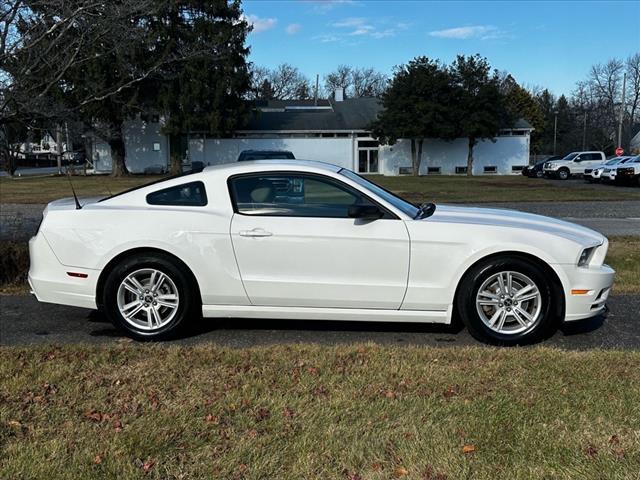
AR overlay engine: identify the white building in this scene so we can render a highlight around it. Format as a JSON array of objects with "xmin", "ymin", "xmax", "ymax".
[{"xmin": 90, "ymin": 96, "xmax": 533, "ymax": 175}]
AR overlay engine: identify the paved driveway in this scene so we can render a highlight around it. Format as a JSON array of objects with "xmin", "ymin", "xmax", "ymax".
[{"xmin": 1, "ymin": 294, "xmax": 638, "ymax": 349}]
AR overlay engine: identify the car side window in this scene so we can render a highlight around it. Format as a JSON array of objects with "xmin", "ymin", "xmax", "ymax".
[
  {"xmin": 229, "ymin": 173, "xmax": 380, "ymax": 218},
  {"xmin": 146, "ymin": 181, "xmax": 207, "ymax": 206}
]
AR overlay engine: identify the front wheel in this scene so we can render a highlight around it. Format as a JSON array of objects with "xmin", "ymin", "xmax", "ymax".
[
  {"xmin": 456, "ymin": 256, "xmax": 560, "ymax": 345},
  {"xmin": 557, "ymin": 168, "xmax": 570, "ymax": 180},
  {"xmin": 103, "ymin": 254, "xmax": 197, "ymax": 340}
]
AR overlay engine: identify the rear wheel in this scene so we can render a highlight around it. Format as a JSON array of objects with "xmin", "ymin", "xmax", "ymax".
[
  {"xmin": 557, "ymin": 168, "xmax": 570, "ymax": 180},
  {"xmin": 103, "ymin": 254, "xmax": 197, "ymax": 340},
  {"xmin": 456, "ymin": 256, "xmax": 560, "ymax": 345}
]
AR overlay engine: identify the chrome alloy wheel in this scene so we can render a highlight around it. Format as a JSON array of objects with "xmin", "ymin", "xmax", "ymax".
[
  {"xmin": 475, "ymin": 271, "xmax": 542, "ymax": 335},
  {"xmin": 116, "ymin": 268, "xmax": 179, "ymax": 331}
]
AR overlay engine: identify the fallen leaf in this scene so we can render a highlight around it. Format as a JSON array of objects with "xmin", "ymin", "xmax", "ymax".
[
  {"xmin": 205, "ymin": 414, "xmax": 219, "ymax": 423},
  {"xmin": 148, "ymin": 394, "xmax": 159, "ymax": 410},
  {"xmin": 142, "ymin": 459, "xmax": 155, "ymax": 473},
  {"xmin": 346, "ymin": 473, "xmax": 363, "ymax": 480},
  {"xmin": 585, "ymin": 445, "xmax": 598, "ymax": 458},
  {"xmin": 113, "ymin": 420, "xmax": 123, "ymax": 432},
  {"xmin": 443, "ymin": 385, "xmax": 459, "ymax": 399},
  {"xmin": 462, "ymin": 444, "xmax": 476, "ymax": 454},
  {"xmin": 384, "ymin": 390, "xmax": 396, "ymax": 399},
  {"xmin": 612, "ymin": 447, "xmax": 625, "ymax": 458},
  {"xmin": 84, "ymin": 410, "xmax": 103, "ymax": 423},
  {"xmin": 609, "ymin": 434, "xmax": 620, "ymax": 445},
  {"xmin": 7, "ymin": 420, "xmax": 22, "ymax": 429},
  {"xmin": 94, "ymin": 454, "xmax": 103, "ymax": 465},
  {"xmin": 394, "ymin": 466, "xmax": 409, "ymax": 477},
  {"xmin": 254, "ymin": 407, "xmax": 270, "ymax": 421},
  {"xmin": 283, "ymin": 406, "xmax": 295, "ymax": 419},
  {"xmin": 306, "ymin": 366, "xmax": 319, "ymax": 375}
]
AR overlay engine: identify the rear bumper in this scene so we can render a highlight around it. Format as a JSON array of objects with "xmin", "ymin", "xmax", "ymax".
[
  {"xmin": 28, "ymin": 234, "xmax": 98, "ymax": 310},
  {"xmin": 562, "ymin": 264, "xmax": 615, "ymax": 322}
]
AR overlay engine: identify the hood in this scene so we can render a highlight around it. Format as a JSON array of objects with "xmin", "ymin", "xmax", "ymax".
[{"xmin": 426, "ymin": 204, "xmax": 605, "ymax": 246}]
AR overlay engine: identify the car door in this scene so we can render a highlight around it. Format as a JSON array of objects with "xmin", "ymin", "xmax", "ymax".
[{"xmin": 228, "ymin": 171, "xmax": 410, "ymax": 309}]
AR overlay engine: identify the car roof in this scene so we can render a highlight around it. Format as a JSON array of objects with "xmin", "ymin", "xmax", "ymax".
[{"xmin": 202, "ymin": 159, "xmax": 342, "ymax": 174}]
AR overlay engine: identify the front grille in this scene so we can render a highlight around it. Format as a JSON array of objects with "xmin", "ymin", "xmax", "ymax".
[{"xmin": 585, "ymin": 169, "xmax": 593, "ymax": 174}]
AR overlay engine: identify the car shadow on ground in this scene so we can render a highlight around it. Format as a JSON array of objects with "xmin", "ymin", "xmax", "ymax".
[{"xmin": 84, "ymin": 308, "xmax": 608, "ymax": 343}]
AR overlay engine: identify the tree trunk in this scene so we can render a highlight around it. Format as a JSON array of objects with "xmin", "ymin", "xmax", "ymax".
[
  {"xmin": 466, "ymin": 136, "xmax": 476, "ymax": 176},
  {"xmin": 410, "ymin": 138, "xmax": 418, "ymax": 176},
  {"xmin": 109, "ymin": 122, "xmax": 128, "ymax": 177},
  {"xmin": 170, "ymin": 154, "xmax": 182, "ymax": 175},
  {"xmin": 417, "ymin": 138, "xmax": 424, "ymax": 174}
]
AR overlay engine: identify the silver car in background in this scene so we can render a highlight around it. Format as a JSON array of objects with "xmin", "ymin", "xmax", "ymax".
[
  {"xmin": 584, "ymin": 157, "xmax": 629, "ymax": 182},
  {"xmin": 601, "ymin": 157, "xmax": 633, "ymax": 182}
]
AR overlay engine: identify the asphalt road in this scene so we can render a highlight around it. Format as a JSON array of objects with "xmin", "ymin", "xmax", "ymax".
[{"xmin": 1, "ymin": 294, "xmax": 638, "ymax": 349}]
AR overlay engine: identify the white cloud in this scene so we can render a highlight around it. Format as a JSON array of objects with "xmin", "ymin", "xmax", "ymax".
[
  {"xmin": 307, "ymin": 0, "xmax": 356, "ymax": 14},
  {"xmin": 286, "ymin": 23, "xmax": 302, "ymax": 35},
  {"xmin": 332, "ymin": 17, "xmax": 366, "ymax": 28},
  {"xmin": 428, "ymin": 25, "xmax": 500, "ymax": 40},
  {"xmin": 244, "ymin": 14, "xmax": 277, "ymax": 33}
]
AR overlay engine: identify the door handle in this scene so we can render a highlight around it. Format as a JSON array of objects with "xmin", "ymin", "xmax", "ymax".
[{"xmin": 239, "ymin": 228, "xmax": 273, "ymax": 237}]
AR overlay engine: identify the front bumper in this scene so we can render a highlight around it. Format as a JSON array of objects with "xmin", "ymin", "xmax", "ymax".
[
  {"xmin": 28, "ymin": 234, "xmax": 98, "ymax": 310},
  {"xmin": 562, "ymin": 264, "xmax": 615, "ymax": 321}
]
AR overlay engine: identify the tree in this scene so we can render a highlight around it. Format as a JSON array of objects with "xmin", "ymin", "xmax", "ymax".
[
  {"xmin": 155, "ymin": 0, "xmax": 252, "ymax": 174},
  {"xmin": 450, "ymin": 54, "xmax": 507, "ymax": 176},
  {"xmin": 324, "ymin": 65, "xmax": 387, "ymax": 98},
  {"xmin": 3, "ymin": 0, "xmax": 252, "ymax": 176},
  {"xmin": 324, "ymin": 65, "xmax": 352, "ymax": 98},
  {"xmin": 370, "ymin": 57, "xmax": 458, "ymax": 176},
  {"xmin": 248, "ymin": 64, "xmax": 311, "ymax": 100},
  {"xmin": 500, "ymin": 74, "xmax": 544, "ymax": 153}
]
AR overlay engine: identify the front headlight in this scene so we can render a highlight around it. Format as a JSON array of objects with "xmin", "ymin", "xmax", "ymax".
[{"xmin": 578, "ymin": 247, "xmax": 596, "ymax": 267}]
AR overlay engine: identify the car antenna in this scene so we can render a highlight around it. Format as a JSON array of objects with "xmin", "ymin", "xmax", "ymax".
[{"xmin": 65, "ymin": 169, "xmax": 82, "ymax": 209}]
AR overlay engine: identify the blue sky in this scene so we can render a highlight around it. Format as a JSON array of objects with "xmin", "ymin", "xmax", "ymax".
[{"xmin": 243, "ymin": 0, "xmax": 640, "ymax": 96}]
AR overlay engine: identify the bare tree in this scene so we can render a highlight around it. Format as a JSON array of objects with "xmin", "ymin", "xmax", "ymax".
[
  {"xmin": 626, "ymin": 53, "xmax": 640, "ymax": 127},
  {"xmin": 248, "ymin": 64, "xmax": 311, "ymax": 100},
  {"xmin": 351, "ymin": 67, "xmax": 387, "ymax": 97},
  {"xmin": 324, "ymin": 65, "xmax": 352, "ymax": 97}
]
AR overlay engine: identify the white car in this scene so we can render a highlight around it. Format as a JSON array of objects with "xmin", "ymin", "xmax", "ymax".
[
  {"xmin": 601, "ymin": 157, "xmax": 633, "ymax": 182},
  {"xmin": 615, "ymin": 155, "xmax": 640, "ymax": 185},
  {"xmin": 544, "ymin": 151, "xmax": 606, "ymax": 180},
  {"xmin": 28, "ymin": 160, "xmax": 615, "ymax": 345},
  {"xmin": 584, "ymin": 157, "xmax": 630, "ymax": 182}
]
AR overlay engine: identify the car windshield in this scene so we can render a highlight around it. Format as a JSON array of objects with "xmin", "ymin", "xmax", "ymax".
[
  {"xmin": 339, "ymin": 169, "xmax": 419, "ymax": 218},
  {"xmin": 605, "ymin": 158, "xmax": 621, "ymax": 165},
  {"xmin": 562, "ymin": 153, "xmax": 578, "ymax": 160}
]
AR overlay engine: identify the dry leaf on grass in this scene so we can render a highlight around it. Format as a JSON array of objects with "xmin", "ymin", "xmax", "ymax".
[{"xmin": 462, "ymin": 444, "xmax": 476, "ymax": 454}]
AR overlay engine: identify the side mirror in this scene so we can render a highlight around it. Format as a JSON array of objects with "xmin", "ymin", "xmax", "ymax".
[{"xmin": 348, "ymin": 204, "xmax": 383, "ymax": 220}]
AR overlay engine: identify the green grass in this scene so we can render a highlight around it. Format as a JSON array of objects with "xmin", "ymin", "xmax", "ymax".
[
  {"xmin": 1, "ymin": 344, "xmax": 639, "ymax": 479},
  {"xmin": 368, "ymin": 175, "xmax": 640, "ymax": 203},
  {"xmin": 605, "ymin": 236, "xmax": 640, "ymax": 294},
  {"xmin": 1, "ymin": 173, "xmax": 639, "ymax": 204}
]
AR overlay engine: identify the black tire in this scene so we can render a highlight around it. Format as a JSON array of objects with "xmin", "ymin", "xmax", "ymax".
[
  {"xmin": 102, "ymin": 253, "xmax": 198, "ymax": 341},
  {"xmin": 557, "ymin": 168, "xmax": 570, "ymax": 180},
  {"xmin": 456, "ymin": 256, "xmax": 560, "ymax": 346},
  {"xmin": 535, "ymin": 170, "xmax": 544, "ymax": 178}
]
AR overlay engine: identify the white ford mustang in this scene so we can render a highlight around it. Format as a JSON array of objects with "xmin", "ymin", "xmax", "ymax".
[{"xmin": 29, "ymin": 160, "xmax": 615, "ymax": 345}]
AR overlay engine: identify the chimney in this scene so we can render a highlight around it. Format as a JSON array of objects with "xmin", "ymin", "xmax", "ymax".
[{"xmin": 334, "ymin": 87, "xmax": 344, "ymax": 102}]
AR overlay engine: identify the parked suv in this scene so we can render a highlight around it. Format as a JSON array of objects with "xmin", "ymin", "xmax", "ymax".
[
  {"xmin": 600, "ymin": 157, "xmax": 633, "ymax": 182},
  {"xmin": 543, "ymin": 151, "xmax": 606, "ymax": 180},
  {"xmin": 615, "ymin": 155, "xmax": 640, "ymax": 186},
  {"xmin": 237, "ymin": 150, "xmax": 295, "ymax": 161}
]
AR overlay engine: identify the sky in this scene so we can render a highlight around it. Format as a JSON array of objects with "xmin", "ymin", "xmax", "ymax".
[{"xmin": 243, "ymin": 0, "xmax": 640, "ymax": 96}]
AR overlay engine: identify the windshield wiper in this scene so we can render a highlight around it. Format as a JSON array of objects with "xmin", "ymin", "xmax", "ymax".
[{"xmin": 414, "ymin": 202, "xmax": 436, "ymax": 220}]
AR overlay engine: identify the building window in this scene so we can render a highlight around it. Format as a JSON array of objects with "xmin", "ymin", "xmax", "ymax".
[
  {"xmin": 511, "ymin": 165, "xmax": 525, "ymax": 172},
  {"xmin": 484, "ymin": 166, "xmax": 497, "ymax": 173},
  {"xmin": 511, "ymin": 130, "xmax": 526, "ymax": 136},
  {"xmin": 358, "ymin": 149, "xmax": 379, "ymax": 173},
  {"xmin": 427, "ymin": 166, "xmax": 441, "ymax": 174},
  {"xmin": 335, "ymin": 133, "xmax": 350, "ymax": 138},
  {"xmin": 398, "ymin": 167, "xmax": 412, "ymax": 175},
  {"xmin": 358, "ymin": 140, "xmax": 379, "ymax": 148},
  {"xmin": 455, "ymin": 166, "xmax": 468, "ymax": 174},
  {"xmin": 357, "ymin": 132, "xmax": 370, "ymax": 137}
]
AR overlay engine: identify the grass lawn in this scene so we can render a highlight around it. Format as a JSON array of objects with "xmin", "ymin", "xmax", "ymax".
[
  {"xmin": 1, "ymin": 173, "xmax": 639, "ymax": 204},
  {"xmin": 1, "ymin": 345, "xmax": 639, "ymax": 479}
]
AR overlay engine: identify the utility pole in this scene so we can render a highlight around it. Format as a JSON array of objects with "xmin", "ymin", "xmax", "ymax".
[
  {"xmin": 553, "ymin": 111, "xmax": 558, "ymax": 155},
  {"xmin": 582, "ymin": 111, "xmax": 587, "ymax": 150},
  {"xmin": 55, "ymin": 124, "xmax": 63, "ymax": 175},
  {"xmin": 617, "ymin": 72, "xmax": 627, "ymax": 149},
  {"xmin": 314, "ymin": 74, "xmax": 319, "ymax": 106}
]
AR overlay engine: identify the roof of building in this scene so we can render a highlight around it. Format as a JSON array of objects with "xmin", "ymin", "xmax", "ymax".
[{"xmin": 242, "ymin": 97, "xmax": 533, "ymax": 132}]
